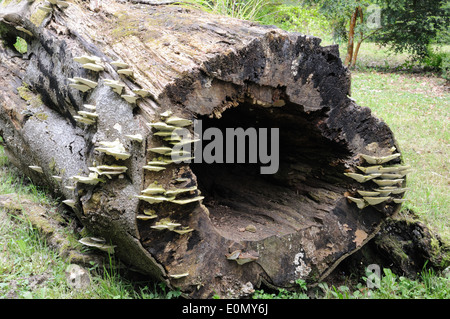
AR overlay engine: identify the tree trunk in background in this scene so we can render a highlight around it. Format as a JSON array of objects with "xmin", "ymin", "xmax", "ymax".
[
  {"xmin": 344, "ymin": 7, "xmax": 358, "ymax": 66},
  {"xmin": 0, "ymin": 0, "xmax": 445, "ymax": 298}
]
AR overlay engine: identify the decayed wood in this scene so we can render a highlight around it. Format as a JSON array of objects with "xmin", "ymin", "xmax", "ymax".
[{"xmin": 0, "ymin": 0, "xmax": 410, "ymax": 297}]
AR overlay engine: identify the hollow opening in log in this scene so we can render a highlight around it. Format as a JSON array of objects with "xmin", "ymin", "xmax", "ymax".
[{"xmin": 190, "ymin": 99, "xmax": 351, "ymax": 242}]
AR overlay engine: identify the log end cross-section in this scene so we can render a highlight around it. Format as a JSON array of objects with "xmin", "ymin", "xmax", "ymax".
[{"xmin": 0, "ymin": 1, "xmax": 408, "ymax": 297}]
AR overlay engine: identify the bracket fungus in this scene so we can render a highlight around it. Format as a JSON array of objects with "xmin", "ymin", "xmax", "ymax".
[
  {"xmin": 56, "ymin": 0, "xmax": 69, "ymax": 8},
  {"xmin": 111, "ymin": 60, "xmax": 129, "ymax": 69},
  {"xmin": 70, "ymin": 77, "xmax": 98, "ymax": 89},
  {"xmin": 136, "ymin": 195, "xmax": 174, "ymax": 204},
  {"xmin": 95, "ymin": 139, "xmax": 131, "ymax": 160},
  {"xmin": 147, "ymin": 122, "xmax": 178, "ymax": 131},
  {"xmin": 73, "ymin": 55, "xmax": 101, "ymax": 65},
  {"xmin": 117, "ymin": 69, "xmax": 134, "ymax": 76},
  {"xmin": 141, "ymin": 183, "xmax": 166, "ymax": 195},
  {"xmin": 69, "ymin": 83, "xmax": 91, "ymax": 93},
  {"xmin": 169, "ymin": 273, "xmax": 189, "ymax": 279},
  {"xmin": 28, "ymin": 165, "xmax": 43, "ymax": 173},
  {"xmin": 344, "ymin": 172, "xmax": 381, "ymax": 183},
  {"xmin": 88, "ymin": 165, "xmax": 128, "ymax": 179},
  {"xmin": 72, "ymin": 173, "xmax": 105, "ymax": 185},
  {"xmin": 164, "ymin": 116, "xmax": 193, "ymax": 127},
  {"xmin": 78, "ymin": 237, "xmax": 116, "ymax": 254},
  {"xmin": 103, "ymin": 79, "xmax": 125, "ymax": 94},
  {"xmin": 82, "ymin": 63, "xmax": 105, "ymax": 72},
  {"xmin": 360, "ymin": 153, "xmax": 401, "ymax": 165},
  {"xmin": 125, "ymin": 134, "xmax": 143, "ymax": 143},
  {"xmin": 121, "ymin": 94, "xmax": 139, "ymax": 104},
  {"xmin": 15, "ymin": 26, "xmax": 33, "ymax": 37},
  {"xmin": 132, "ymin": 89, "xmax": 151, "ymax": 97},
  {"xmin": 143, "ymin": 165, "xmax": 166, "ymax": 172},
  {"xmin": 38, "ymin": 5, "xmax": 53, "ymax": 13},
  {"xmin": 52, "ymin": 175, "xmax": 62, "ymax": 182},
  {"xmin": 62, "ymin": 199, "xmax": 76, "ymax": 208}
]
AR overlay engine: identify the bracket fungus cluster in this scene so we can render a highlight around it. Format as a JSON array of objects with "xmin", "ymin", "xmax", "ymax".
[{"xmin": 345, "ymin": 149, "xmax": 411, "ymax": 210}]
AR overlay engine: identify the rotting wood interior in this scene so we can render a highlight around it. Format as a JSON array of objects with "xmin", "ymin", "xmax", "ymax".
[{"xmin": 190, "ymin": 98, "xmax": 352, "ymax": 242}]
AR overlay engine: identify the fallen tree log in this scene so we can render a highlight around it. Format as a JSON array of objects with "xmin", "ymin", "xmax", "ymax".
[{"xmin": 0, "ymin": 0, "xmax": 417, "ymax": 298}]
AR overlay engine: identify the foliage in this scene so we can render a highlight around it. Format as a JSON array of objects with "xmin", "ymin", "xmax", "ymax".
[
  {"xmin": 373, "ymin": 0, "xmax": 449, "ymax": 60},
  {"xmin": 257, "ymin": 3, "xmax": 333, "ymax": 41},
  {"xmin": 185, "ymin": 0, "xmax": 272, "ymax": 21}
]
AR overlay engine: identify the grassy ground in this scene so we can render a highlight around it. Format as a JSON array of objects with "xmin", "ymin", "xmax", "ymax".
[{"xmin": 349, "ymin": 43, "xmax": 450, "ymax": 243}]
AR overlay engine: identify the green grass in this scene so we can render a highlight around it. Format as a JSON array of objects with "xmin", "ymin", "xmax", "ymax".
[{"xmin": 350, "ymin": 67, "xmax": 449, "ymax": 241}]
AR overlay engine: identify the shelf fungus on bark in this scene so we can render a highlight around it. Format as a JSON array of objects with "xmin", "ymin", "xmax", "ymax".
[
  {"xmin": 77, "ymin": 111, "xmax": 98, "ymax": 119},
  {"xmin": 360, "ymin": 153, "xmax": 401, "ymax": 165},
  {"xmin": 225, "ymin": 250, "xmax": 259, "ymax": 265},
  {"xmin": 344, "ymin": 172, "xmax": 381, "ymax": 183},
  {"xmin": 103, "ymin": 79, "xmax": 125, "ymax": 94},
  {"xmin": 141, "ymin": 183, "xmax": 166, "ymax": 195},
  {"xmin": 169, "ymin": 272, "xmax": 189, "ymax": 279},
  {"xmin": 62, "ymin": 199, "xmax": 76, "ymax": 208},
  {"xmin": 169, "ymin": 196, "xmax": 204, "ymax": 205},
  {"xmin": 78, "ymin": 237, "xmax": 116, "ymax": 254},
  {"xmin": 363, "ymin": 196, "xmax": 391, "ymax": 206},
  {"xmin": 69, "ymin": 83, "xmax": 92, "ymax": 93},
  {"xmin": 346, "ymin": 196, "xmax": 368, "ymax": 209},
  {"xmin": 132, "ymin": 89, "xmax": 151, "ymax": 98},
  {"xmin": 29, "ymin": 165, "xmax": 43, "ymax": 173},
  {"xmin": 95, "ymin": 139, "xmax": 131, "ymax": 160},
  {"xmin": 83, "ymin": 104, "xmax": 96, "ymax": 111},
  {"xmin": 111, "ymin": 60, "xmax": 129, "ymax": 69},
  {"xmin": 143, "ymin": 165, "xmax": 166, "ymax": 172},
  {"xmin": 148, "ymin": 146, "xmax": 173, "ymax": 155},
  {"xmin": 117, "ymin": 69, "xmax": 134, "ymax": 76},
  {"xmin": 73, "ymin": 55, "xmax": 101, "ymax": 65},
  {"xmin": 72, "ymin": 172, "xmax": 105, "ymax": 185},
  {"xmin": 393, "ymin": 198, "xmax": 407, "ymax": 204},
  {"xmin": 121, "ymin": 94, "xmax": 139, "ymax": 104},
  {"xmin": 356, "ymin": 190, "xmax": 380, "ymax": 197},
  {"xmin": 164, "ymin": 186, "xmax": 197, "ymax": 197},
  {"xmin": 74, "ymin": 115, "xmax": 96, "ymax": 125},
  {"xmin": 172, "ymin": 227, "xmax": 194, "ymax": 235},
  {"xmin": 136, "ymin": 214, "xmax": 158, "ymax": 220},
  {"xmin": 151, "ymin": 218, "xmax": 181, "ymax": 231},
  {"xmin": 15, "ymin": 26, "xmax": 33, "ymax": 37},
  {"xmin": 125, "ymin": 134, "xmax": 143, "ymax": 143},
  {"xmin": 372, "ymin": 179, "xmax": 404, "ymax": 187},
  {"xmin": 69, "ymin": 77, "xmax": 98, "ymax": 89},
  {"xmin": 88, "ymin": 165, "xmax": 128, "ymax": 179},
  {"xmin": 52, "ymin": 175, "xmax": 62, "ymax": 182},
  {"xmin": 136, "ymin": 194, "xmax": 174, "ymax": 204},
  {"xmin": 378, "ymin": 165, "xmax": 411, "ymax": 173},
  {"xmin": 164, "ymin": 116, "xmax": 193, "ymax": 127},
  {"xmin": 56, "ymin": 0, "xmax": 70, "ymax": 8},
  {"xmin": 147, "ymin": 122, "xmax": 178, "ymax": 131},
  {"xmin": 147, "ymin": 159, "xmax": 170, "ymax": 166},
  {"xmin": 356, "ymin": 165, "xmax": 382, "ymax": 174},
  {"xmin": 82, "ymin": 63, "xmax": 105, "ymax": 72},
  {"xmin": 38, "ymin": 4, "xmax": 53, "ymax": 13}
]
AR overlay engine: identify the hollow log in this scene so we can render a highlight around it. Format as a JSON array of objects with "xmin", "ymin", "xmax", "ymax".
[{"xmin": 0, "ymin": 1, "xmax": 409, "ymax": 298}]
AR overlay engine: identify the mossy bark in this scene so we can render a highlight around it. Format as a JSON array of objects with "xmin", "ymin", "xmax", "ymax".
[{"xmin": 0, "ymin": 0, "xmax": 439, "ymax": 298}]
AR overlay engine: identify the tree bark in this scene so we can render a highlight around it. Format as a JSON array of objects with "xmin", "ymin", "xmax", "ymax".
[
  {"xmin": 350, "ymin": 7, "xmax": 364, "ymax": 69},
  {"xmin": 344, "ymin": 7, "xmax": 359, "ymax": 67},
  {"xmin": 1, "ymin": 0, "xmax": 411, "ymax": 298}
]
